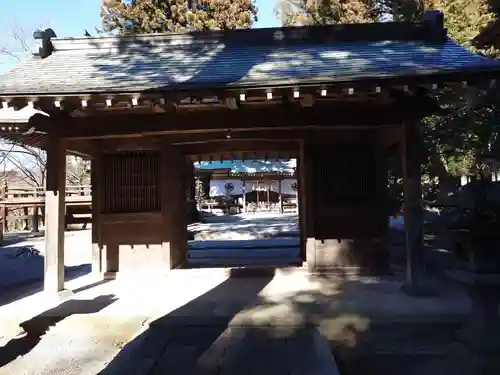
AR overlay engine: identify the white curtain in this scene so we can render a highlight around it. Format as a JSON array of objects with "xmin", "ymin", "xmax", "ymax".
[
  {"xmin": 209, "ymin": 180, "xmax": 244, "ymax": 197},
  {"xmin": 281, "ymin": 179, "xmax": 297, "ymax": 195},
  {"xmin": 210, "ymin": 178, "xmax": 297, "ymax": 196}
]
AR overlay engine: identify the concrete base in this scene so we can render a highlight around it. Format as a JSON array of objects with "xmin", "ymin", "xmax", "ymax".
[
  {"xmin": 103, "ymin": 271, "xmax": 118, "ymax": 280},
  {"xmin": 44, "ymin": 288, "xmax": 74, "ymax": 303}
]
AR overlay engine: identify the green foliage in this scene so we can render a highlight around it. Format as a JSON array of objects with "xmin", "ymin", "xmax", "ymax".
[
  {"xmin": 277, "ymin": 1, "xmax": 499, "ymax": 200},
  {"xmin": 423, "ymin": 85, "xmax": 500, "ymax": 179},
  {"xmin": 431, "ymin": 0, "xmax": 494, "ymax": 45},
  {"xmin": 391, "ymin": 1, "xmax": 500, "ymax": 191},
  {"xmin": 447, "ymin": 180, "xmax": 500, "ymax": 237},
  {"xmin": 276, "ymin": 0, "xmax": 382, "ymax": 26},
  {"xmin": 101, "ymin": 0, "xmax": 257, "ymax": 34}
]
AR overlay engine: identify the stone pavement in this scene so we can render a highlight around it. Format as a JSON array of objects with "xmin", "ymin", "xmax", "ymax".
[
  {"xmin": 0, "ymin": 267, "xmax": 474, "ymax": 375},
  {"xmin": 102, "ymin": 325, "xmax": 340, "ymax": 375}
]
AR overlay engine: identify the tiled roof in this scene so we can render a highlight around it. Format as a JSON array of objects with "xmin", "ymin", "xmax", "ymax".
[
  {"xmin": 195, "ymin": 160, "xmax": 296, "ymax": 173},
  {"xmin": 0, "ymin": 25, "xmax": 499, "ymax": 96}
]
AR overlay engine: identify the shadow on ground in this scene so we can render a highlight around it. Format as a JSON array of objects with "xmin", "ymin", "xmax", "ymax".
[
  {"xmin": 97, "ymin": 269, "xmax": 469, "ymax": 375},
  {"xmin": 0, "ymin": 244, "xmax": 91, "ymax": 308},
  {"xmin": 0, "ymin": 294, "xmax": 116, "ymax": 368}
]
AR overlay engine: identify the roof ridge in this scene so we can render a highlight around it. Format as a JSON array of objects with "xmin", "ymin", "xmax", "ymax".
[{"xmin": 48, "ymin": 20, "xmax": 447, "ymax": 53}]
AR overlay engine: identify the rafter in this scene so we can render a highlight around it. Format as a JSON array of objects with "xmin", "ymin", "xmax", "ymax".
[{"xmin": 23, "ymin": 100, "xmax": 435, "ymax": 141}]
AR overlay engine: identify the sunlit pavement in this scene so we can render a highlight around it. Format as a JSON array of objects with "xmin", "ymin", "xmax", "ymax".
[
  {"xmin": 188, "ymin": 212, "xmax": 299, "ymax": 240},
  {"xmin": 0, "ymin": 213, "xmax": 472, "ymax": 374},
  {"xmin": 0, "ymin": 266, "xmax": 472, "ymax": 374}
]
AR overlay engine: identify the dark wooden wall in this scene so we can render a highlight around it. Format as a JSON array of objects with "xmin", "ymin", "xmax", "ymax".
[
  {"xmin": 302, "ymin": 130, "xmax": 390, "ymax": 274},
  {"xmin": 96, "ymin": 147, "xmax": 188, "ymax": 273}
]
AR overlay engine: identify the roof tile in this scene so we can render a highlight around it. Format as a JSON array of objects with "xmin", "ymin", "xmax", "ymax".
[{"xmin": 0, "ymin": 28, "xmax": 499, "ymax": 96}]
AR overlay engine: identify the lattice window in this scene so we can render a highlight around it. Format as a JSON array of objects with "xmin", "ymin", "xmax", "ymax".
[
  {"xmin": 312, "ymin": 145, "xmax": 377, "ymax": 208},
  {"xmin": 102, "ymin": 152, "xmax": 161, "ymax": 214}
]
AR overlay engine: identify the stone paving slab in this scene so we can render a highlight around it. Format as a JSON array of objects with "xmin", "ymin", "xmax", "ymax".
[
  {"xmin": 102, "ymin": 326, "xmax": 339, "ymax": 375},
  {"xmin": 188, "ymin": 238, "xmax": 300, "ymax": 249},
  {"xmin": 0, "ymin": 267, "xmax": 474, "ymax": 375}
]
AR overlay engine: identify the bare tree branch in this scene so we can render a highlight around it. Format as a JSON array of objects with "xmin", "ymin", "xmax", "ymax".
[{"xmin": 0, "ymin": 21, "xmax": 91, "ymax": 190}]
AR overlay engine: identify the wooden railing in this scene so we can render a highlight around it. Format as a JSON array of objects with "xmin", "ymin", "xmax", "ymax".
[
  {"xmin": 1, "ymin": 185, "xmax": 92, "ymax": 205},
  {"xmin": 0, "ymin": 185, "xmax": 92, "ymax": 235}
]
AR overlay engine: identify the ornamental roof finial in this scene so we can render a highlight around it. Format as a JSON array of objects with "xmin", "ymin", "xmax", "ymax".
[{"xmin": 33, "ymin": 28, "xmax": 57, "ymax": 59}]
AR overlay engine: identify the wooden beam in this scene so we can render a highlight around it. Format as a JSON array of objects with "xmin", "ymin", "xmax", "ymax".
[
  {"xmin": 187, "ymin": 151, "xmax": 298, "ymax": 162},
  {"xmin": 44, "ymin": 134, "xmax": 66, "ymax": 294},
  {"xmin": 33, "ymin": 101, "xmax": 435, "ymax": 140},
  {"xmin": 401, "ymin": 120, "xmax": 428, "ymax": 294},
  {"xmin": 179, "ymin": 140, "xmax": 299, "ymax": 155},
  {"xmin": 73, "ymin": 126, "xmax": 392, "ymax": 152},
  {"xmin": 91, "ymin": 153, "xmax": 101, "ymax": 277},
  {"xmin": 166, "ymin": 128, "xmax": 377, "ymax": 145}
]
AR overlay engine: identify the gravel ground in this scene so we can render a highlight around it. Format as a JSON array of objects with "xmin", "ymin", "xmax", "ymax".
[
  {"xmin": 0, "ymin": 214, "xmax": 454, "ymax": 295},
  {"xmin": 0, "ymin": 231, "xmax": 92, "ymax": 293}
]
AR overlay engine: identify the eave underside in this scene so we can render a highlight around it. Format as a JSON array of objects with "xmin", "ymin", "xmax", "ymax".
[
  {"xmin": 0, "ymin": 91, "xmax": 427, "ymax": 159},
  {"xmin": 0, "ymin": 68, "xmax": 495, "ymax": 160}
]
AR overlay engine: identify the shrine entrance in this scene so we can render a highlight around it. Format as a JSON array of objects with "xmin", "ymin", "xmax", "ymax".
[
  {"xmin": 198, "ymin": 161, "xmax": 299, "ymax": 215},
  {"xmin": 0, "ymin": 12, "xmax": 499, "ymax": 293},
  {"xmin": 187, "ymin": 151, "xmax": 303, "ymax": 269}
]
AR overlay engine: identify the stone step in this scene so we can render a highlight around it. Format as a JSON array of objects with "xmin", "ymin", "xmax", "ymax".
[
  {"xmin": 101, "ymin": 326, "xmax": 341, "ymax": 375},
  {"xmin": 161, "ymin": 327, "xmax": 340, "ymax": 375},
  {"xmin": 188, "ymin": 248, "xmax": 300, "ymax": 259},
  {"xmin": 189, "ymin": 238, "xmax": 300, "ymax": 250},
  {"xmin": 187, "ymin": 257, "xmax": 303, "ymax": 268}
]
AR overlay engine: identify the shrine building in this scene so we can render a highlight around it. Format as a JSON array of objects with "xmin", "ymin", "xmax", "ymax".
[{"xmin": 196, "ymin": 160, "xmax": 298, "ymax": 213}]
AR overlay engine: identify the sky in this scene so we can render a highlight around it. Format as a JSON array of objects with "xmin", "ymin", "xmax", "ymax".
[{"xmin": 0, "ymin": 0, "xmax": 281, "ymax": 74}]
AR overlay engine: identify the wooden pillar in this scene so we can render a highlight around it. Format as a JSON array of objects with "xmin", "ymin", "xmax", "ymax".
[
  {"xmin": 44, "ymin": 135, "xmax": 66, "ymax": 294},
  {"xmin": 0, "ymin": 180, "xmax": 5, "ymax": 242},
  {"xmin": 2, "ymin": 207, "xmax": 7, "ymax": 234},
  {"xmin": 91, "ymin": 156, "xmax": 101, "ymax": 277},
  {"xmin": 278, "ymin": 179, "xmax": 283, "ymax": 214},
  {"xmin": 0, "ymin": 207, "xmax": 3, "ymax": 243},
  {"xmin": 31, "ymin": 206, "xmax": 39, "ymax": 232},
  {"xmin": 266, "ymin": 180, "xmax": 270, "ymax": 209},
  {"xmin": 161, "ymin": 144, "xmax": 188, "ymax": 269},
  {"xmin": 401, "ymin": 121, "xmax": 429, "ymax": 294},
  {"xmin": 1, "ymin": 182, "xmax": 7, "ymax": 235},
  {"xmin": 298, "ymin": 142, "xmax": 311, "ymax": 266},
  {"xmin": 256, "ymin": 181, "xmax": 260, "ymax": 211},
  {"xmin": 242, "ymin": 180, "xmax": 247, "ymax": 213},
  {"xmin": 185, "ymin": 161, "xmax": 198, "ymax": 223},
  {"xmin": 23, "ymin": 207, "xmax": 29, "ymax": 231},
  {"xmin": 185, "ymin": 161, "xmax": 196, "ymax": 200}
]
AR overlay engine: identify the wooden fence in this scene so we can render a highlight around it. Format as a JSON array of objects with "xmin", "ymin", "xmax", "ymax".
[{"xmin": 0, "ymin": 185, "xmax": 92, "ymax": 236}]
